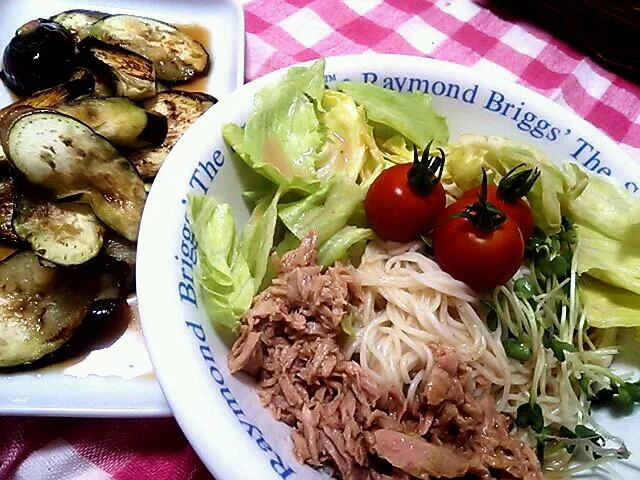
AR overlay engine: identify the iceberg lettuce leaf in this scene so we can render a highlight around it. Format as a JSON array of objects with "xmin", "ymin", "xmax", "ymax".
[
  {"xmin": 581, "ymin": 276, "xmax": 640, "ymax": 328},
  {"xmin": 278, "ymin": 174, "xmax": 363, "ymax": 244},
  {"xmin": 188, "ymin": 195, "xmax": 254, "ymax": 329},
  {"xmin": 577, "ymin": 224, "xmax": 640, "ymax": 296},
  {"xmin": 337, "ymin": 81, "xmax": 449, "ymax": 146},
  {"xmin": 317, "ymin": 226, "xmax": 372, "ymax": 267},
  {"xmin": 239, "ymin": 187, "xmax": 283, "ymax": 291}
]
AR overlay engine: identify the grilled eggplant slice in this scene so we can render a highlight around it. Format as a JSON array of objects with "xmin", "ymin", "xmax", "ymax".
[
  {"xmin": 57, "ymin": 97, "xmax": 168, "ymax": 148},
  {"xmin": 87, "ymin": 15, "xmax": 209, "ymax": 82},
  {"xmin": 0, "ymin": 109, "xmax": 146, "ymax": 241},
  {"xmin": 0, "ymin": 250, "xmax": 121, "ymax": 367},
  {"xmin": 79, "ymin": 37, "xmax": 155, "ymax": 101},
  {"xmin": 70, "ymin": 67, "xmax": 112, "ymax": 97},
  {"xmin": 51, "ymin": 9, "xmax": 108, "ymax": 40},
  {"xmin": 0, "ymin": 72, "xmax": 95, "ymax": 120},
  {"xmin": 0, "ymin": 173, "xmax": 19, "ymax": 244},
  {"xmin": 103, "ymin": 233, "xmax": 137, "ymax": 291},
  {"xmin": 13, "ymin": 186, "xmax": 105, "ymax": 266},
  {"xmin": 129, "ymin": 90, "xmax": 216, "ymax": 178}
]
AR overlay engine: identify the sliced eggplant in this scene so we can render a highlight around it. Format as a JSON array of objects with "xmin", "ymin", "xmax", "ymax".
[
  {"xmin": 103, "ymin": 232, "xmax": 137, "ymax": 292},
  {"xmin": 70, "ymin": 67, "xmax": 112, "ymax": 97},
  {"xmin": 0, "ymin": 173, "xmax": 19, "ymax": 244},
  {"xmin": 128, "ymin": 90, "xmax": 216, "ymax": 178},
  {"xmin": 51, "ymin": 9, "xmax": 108, "ymax": 40},
  {"xmin": 79, "ymin": 37, "xmax": 155, "ymax": 101},
  {"xmin": 0, "ymin": 109, "xmax": 146, "ymax": 241},
  {"xmin": 57, "ymin": 97, "xmax": 168, "ymax": 148},
  {"xmin": 0, "ymin": 72, "xmax": 95, "ymax": 120},
  {"xmin": 87, "ymin": 15, "xmax": 209, "ymax": 82},
  {"xmin": 103, "ymin": 233, "xmax": 136, "ymax": 270},
  {"xmin": 13, "ymin": 186, "xmax": 105, "ymax": 266},
  {"xmin": 0, "ymin": 19, "xmax": 77, "ymax": 96},
  {"xmin": 0, "ymin": 250, "xmax": 121, "ymax": 367}
]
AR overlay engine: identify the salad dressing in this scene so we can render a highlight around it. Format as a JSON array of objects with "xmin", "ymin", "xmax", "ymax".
[{"xmin": 174, "ymin": 24, "xmax": 210, "ymax": 94}]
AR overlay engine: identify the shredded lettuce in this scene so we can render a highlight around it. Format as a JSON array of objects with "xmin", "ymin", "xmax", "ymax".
[
  {"xmin": 337, "ymin": 80, "xmax": 449, "ymax": 147},
  {"xmin": 445, "ymin": 134, "xmax": 586, "ymax": 234},
  {"xmin": 317, "ymin": 226, "xmax": 372, "ymax": 267},
  {"xmin": 188, "ymin": 195, "xmax": 254, "ymax": 329},
  {"xmin": 566, "ymin": 173, "xmax": 640, "ymax": 245},
  {"xmin": 316, "ymin": 90, "xmax": 373, "ymax": 181},
  {"xmin": 222, "ymin": 60, "xmax": 328, "ymax": 192},
  {"xmin": 577, "ymin": 224, "xmax": 640, "ymax": 296},
  {"xmin": 581, "ymin": 276, "xmax": 640, "ymax": 328},
  {"xmin": 239, "ymin": 188, "xmax": 283, "ymax": 291},
  {"xmin": 281, "ymin": 58, "xmax": 326, "ymax": 103},
  {"xmin": 278, "ymin": 174, "xmax": 363, "ymax": 244}
]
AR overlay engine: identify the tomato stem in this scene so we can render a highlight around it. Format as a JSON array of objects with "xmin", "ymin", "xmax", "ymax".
[
  {"xmin": 408, "ymin": 141, "xmax": 445, "ymax": 195},
  {"xmin": 455, "ymin": 169, "xmax": 507, "ymax": 232},
  {"xmin": 498, "ymin": 163, "xmax": 541, "ymax": 202}
]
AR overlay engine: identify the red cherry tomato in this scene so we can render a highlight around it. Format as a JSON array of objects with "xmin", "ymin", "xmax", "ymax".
[
  {"xmin": 365, "ymin": 144, "xmax": 446, "ymax": 243},
  {"xmin": 460, "ymin": 184, "xmax": 535, "ymax": 241},
  {"xmin": 433, "ymin": 198, "xmax": 524, "ymax": 292}
]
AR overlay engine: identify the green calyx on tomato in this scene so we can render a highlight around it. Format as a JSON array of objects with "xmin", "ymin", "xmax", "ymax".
[
  {"xmin": 454, "ymin": 169, "xmax": 507, "ymax": 233},
  {"xmin": 497, "ymin": 163, "xmax": 541, "ymax": 202},
  {"xmin": 433, "ymin": 168, "xmax": 525, "ymax": 292},
  {"xmin": 364, "ymin": 140, "xmax": 446, "ymax": 243},
  {"xmin": 408, "ymin": 140, "xmax": 445, "ymax": 195}
]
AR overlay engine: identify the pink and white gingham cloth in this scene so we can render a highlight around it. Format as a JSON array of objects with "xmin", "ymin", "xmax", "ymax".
[{"xmin": 1, "ymin": 1, "xmax": 638, "ymax": 479}]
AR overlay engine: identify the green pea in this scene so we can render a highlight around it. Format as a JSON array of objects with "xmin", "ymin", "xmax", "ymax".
[
  {"xmin": 514, "ymin": 277, "xmax": 534, "ymax": 300},
  {"xmin": 503, "ymin": 338, "xmax": 532, "ymax": 362}
]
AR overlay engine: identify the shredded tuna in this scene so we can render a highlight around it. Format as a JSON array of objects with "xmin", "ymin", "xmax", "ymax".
[{"xmin": 229, "ymin": 233, "xmax": 543, "ymax": 480}]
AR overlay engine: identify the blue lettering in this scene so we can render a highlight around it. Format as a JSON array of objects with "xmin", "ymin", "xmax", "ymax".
[
  {"xmin": 393, "ymin": 76, "xmax": 407, "ymax": 91},
  {"xmin": 462, "ymin": 84, "xmax": 478, "ymax": 104},
  {"xmin": 212, "ymin": 150, "xmax": 224, "ymax": 168},
  {"xmin": 220, "ymin": 387, "xmax": 244, "ymax": 416},
  {"xmin": 189, "ymin": 170, "xmax": 208, "ymax": 193},
  {"xmin": 570, "ymin": 137, "xmax": 594, "ymax": 161},
  {"xmin": 445, "ymin": 82, "xmax": 461, "ymax": 99},
  {"xmin": 179, "ymin": 283, "xmax": 197, "ymax": 306},
  {"xmin": 431, "ymin": 81, "xmax": 446, "ymax": 96},
  {"xmin": 186, "ymin": 321, "xmax": 205, "ymax": 341},
  {"xmin": 583, "ymin": 150, "xmax": 601, "ymax": 171},
  {"xmin": 270, "ymin": 458, "xmax": 296, "ymax": 479},
  {"xmin": 362, "ymin": 72, "xmax": 377, "ymax": 84},
  {"xmin": 483, "ymin": 90, "xmax": 504, "ymax": 112},
  {"xmin": 199, "ymin": 345, "xmax": 215, "ymax": 363},
  {"xmin": 209, "ymin": 365, "xmax": 225, "ymax": 385},
  {"xmin": 625, "ymin": 181, "xmax": 639, "ymax": 193},
  {"xmin": 408, "ymin": 77, "xmax": 428, "ymax": 92},
  {"xmin": 597, "ymin": 165, "xmax": 612, "ymax": 176}
]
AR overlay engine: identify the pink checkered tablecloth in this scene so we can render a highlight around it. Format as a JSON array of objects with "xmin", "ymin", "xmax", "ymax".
[{"xmin": 1, "ymin": 1, "xmax": 638, "ymax": 479}]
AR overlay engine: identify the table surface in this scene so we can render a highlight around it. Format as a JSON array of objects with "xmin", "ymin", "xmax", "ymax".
[{"xmin": 1, "ymin": 1, "xmax": 639, "ymax": 479}]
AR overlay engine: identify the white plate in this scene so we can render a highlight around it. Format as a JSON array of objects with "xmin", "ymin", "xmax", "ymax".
[
  {"xmin": 0, "ymin": 0, "xmax": 244, "ymax": 417},
  {"xmin": 137, "ymin": 55, "xmax": 640, "ymax": 478}
]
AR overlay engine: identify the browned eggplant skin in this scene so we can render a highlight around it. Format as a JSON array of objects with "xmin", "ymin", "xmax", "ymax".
[
  {"xmin": 86, "ymin": 15, "xmax": 210, "ymax": 83},
  {"xmin": 0, "ymin": 250, "xmax": 123, "ymax": 367},
  {"xmin": 12, "ymin": 183, "xmax": 105, "ymax": 266},
  {"xmin": 50, "ymin": 9, "xmax": 108, "ymax": 41},
  {"xmin": 0, "ymin": 171, "xmax": 20, "ymax": 244},
  {"xmin": 77, "ymin": 37, "xmax": 156, "ymax": 101},
  {"xmin": 0, "ymin": 73, "xmax": 95, "ymax": 121},
  {"xmin": 129, "ymin": 90, "xmax": 216, "ymax": 178},
  {"xmin": 56, "ymin": 96, "xmax": 168, "ymax": 148},
  {"xmin": 1, "ymin": 19, "xmax": 77, "ymax": 96},
  {"xmin": 0, "ymin": 108, "xmax": 147, "ymax": 241}
]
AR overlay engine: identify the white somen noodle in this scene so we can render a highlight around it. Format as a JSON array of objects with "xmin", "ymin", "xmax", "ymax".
[{"xmin": 345, "ymin": 240, "xmax": 621, "ymax": 468}]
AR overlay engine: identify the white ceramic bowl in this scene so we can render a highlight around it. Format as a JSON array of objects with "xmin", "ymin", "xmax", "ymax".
[{"xmin": 137, "ymin": 54, "xmax": 640, "ymax": 480}]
